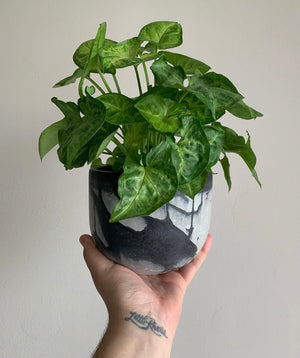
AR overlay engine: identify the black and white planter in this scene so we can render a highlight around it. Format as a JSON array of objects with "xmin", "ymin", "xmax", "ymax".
[{"xmin": 89, "ymin": 167, "xmax": 213, "ymax": 275}]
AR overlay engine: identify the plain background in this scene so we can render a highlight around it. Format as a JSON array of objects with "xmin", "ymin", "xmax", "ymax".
[{"xmin": 1, "ymin": 0, "xmax": 299, "ymax": 357}]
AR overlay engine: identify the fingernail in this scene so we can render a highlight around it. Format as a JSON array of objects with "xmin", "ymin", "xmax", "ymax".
[{"xmin": 79, "ymin": 236, "xmax": 86, "ymax": 246}]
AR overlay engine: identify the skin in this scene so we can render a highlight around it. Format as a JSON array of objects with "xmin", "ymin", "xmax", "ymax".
[{"xmin": 79, "ymin": 233, "xmax": 212, "ymax": 358}]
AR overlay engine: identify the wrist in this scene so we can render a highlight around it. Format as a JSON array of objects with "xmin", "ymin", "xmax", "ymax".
[
  {"xmin": 106, "ymin": 301, "xmax": 182, "ymax": 338},
  {"xmin": 94, "ymin": 310, "xmax": 174, "ymax": 358}
]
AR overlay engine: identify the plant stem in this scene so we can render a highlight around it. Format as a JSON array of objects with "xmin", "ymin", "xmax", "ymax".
[
  {"xmin": 147, "ymin": 128, "xmax": 150, "ymax": 152},
  {"xmin": 116, "ymin": 130, "xmax": 124, "ymax": 139},
  {"xmin": 120, "ymin": 125, "xmax": 125, "ymax": 136},
  {"xmin": 112, "ymin": 137, "xmax": 129, "ymax": 157},
  {"xmin": 113, "ymin": 74, "xmax": 121, "ymax": 94},
  {"xmin": 142, "ymin": 62, "xmax": 150, "ymax": 89},
  {"xmin": 104, "ymin": 148, "xmax": 117, "ymax": 158},
  {"xmin": 87, "ymin": 76, "xmax": 106, "ymax": 95},
  {"xmin": 98, "ymin": 70, "xmax": 112, "ymax": 93},
  {"xmin": 178, "ymin": 91, "xmax": 188, "ymax": 103},
  {"xmin": 103, "ymin": 147, "xmax": 113, "ymax": 155},
  {"xmin": 78, "ymin": 77, "xmax": 84, "ymax": 98},
  {"xmin": 134, "ymin": 65, "xmax": 142, "ymax": 96}
]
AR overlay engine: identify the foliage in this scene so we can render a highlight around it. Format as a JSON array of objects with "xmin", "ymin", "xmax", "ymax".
[{"xmin": 39, "ymin": 21, "xmax": 263, "ymax": 222}]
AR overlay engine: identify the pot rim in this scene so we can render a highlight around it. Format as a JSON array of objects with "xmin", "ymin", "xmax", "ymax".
[
  {"xmin": 90, "ymin": 165, "xmax": 118, "ymax": 173},
  {"xmin": 90, "ymin": 165, "xmax": 213, "ymax": 192}
]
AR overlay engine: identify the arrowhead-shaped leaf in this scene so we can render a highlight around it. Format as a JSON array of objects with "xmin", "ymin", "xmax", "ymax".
[
  {"xmin": 99, "ymin": 37, "xmax": 142, "ymax": 73},
  {"xmin": 134, "ymin": 94, "xmax": 186, "ymax": 132},
  {"xmin": 51, "ymin": 97, "xmax": 81, "ymax": 120},
  {"xmin": 98, "ymin": 93, "xmax": 144, "ymax": 124},
  {"xmin": 179, "ymin": 170, "xmax": 209, "ymax": 199},
  {"xmin": 53, "ymin": 68, "xmax": 84, "ymax": 88},
  {"xmin": 171, "ymin": 115, "xmax": 210, "ymax": 185},
  {"xmin": 203, "ymin": 124, "xmax": 225, "ymax": 167},
  {"xmin": 150, "ymin": 55, "xmax": 185, "ymax": 88},
  {"xmin": 57, "ymin": 94, "xmax": 106, "ymax": 169},
  {"xmin": 110, "ymin": 141, "xmax": 178, "ymax": 222},
  {"xmin": 220, "ymin": 153, "xmax": 232, "ymax": 191},
  {"xmin": 123, "ymin": 122, "xmax": 149, "ymax": 160},
  {"xmin": 159, "ymin": 51, "xmax": 210, "ymax": 74},
  {"xmin": 73, "ymin": 122, "xmax": 117, "ymax": 165},
  {"xmin": 222, "ymin": 125, "xmax": 248, "ymax": 152},
  {"xmin": 180, "ymin": 92, "xmax": 225, "ymax": 124},
  {"xmin": 38, "ymin": 118, "xmax": 67, "ymax": 160},
  {"xmin": 78, "ymin": 22, "xmax": 108, "ymax": 81},
  {"xmin": 221, "ymin": 125, "xmax": 261, "ymax": 187},
  {"xmin": 187, "ymin": 72, "xmax": 244, "ymax": 119},
  {"xmin": 138, "ymin": 21, "xmax": 182, "ymax": 49},
  {"xmin": 227, "ymin": 100, "xmax": 263, "ymax": 119},
  {"xmin": 73, "ymin": 38, "xmax": 116, "ymax": 72}
]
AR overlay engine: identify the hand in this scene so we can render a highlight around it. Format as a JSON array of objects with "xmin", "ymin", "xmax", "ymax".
[{"xmin": 79, "ymin": 233, "xmax": 212, "ymax": 358}]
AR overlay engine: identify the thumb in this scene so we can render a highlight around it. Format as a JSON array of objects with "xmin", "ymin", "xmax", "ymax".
[
  {"xmin": 177, "ymin": 234, "xmax": 212, "ymax": 285},
  {"xmin": 79, "ymin": 234, "xmax": 113, "ymax": 275}
]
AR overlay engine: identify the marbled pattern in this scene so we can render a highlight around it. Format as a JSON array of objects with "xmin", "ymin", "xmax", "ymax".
[{"xmin": 89, "ymin": 167, "xmax": 212, "ymax": 274}]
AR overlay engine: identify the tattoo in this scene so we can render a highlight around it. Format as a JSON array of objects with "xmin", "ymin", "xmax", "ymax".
[{"xmin": 124, "ymin": 311, "xmax": 168, "ymax": 338}]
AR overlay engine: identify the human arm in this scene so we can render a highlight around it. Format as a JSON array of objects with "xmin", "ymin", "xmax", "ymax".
[{"xmin": 79, "ymin": 233, "xmax": 212, "ymax": 358}]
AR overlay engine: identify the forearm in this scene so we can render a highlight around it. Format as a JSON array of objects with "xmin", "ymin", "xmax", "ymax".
[{"xmin": 92, "ymin": 310, "xmax": 175, "ymax": 358}]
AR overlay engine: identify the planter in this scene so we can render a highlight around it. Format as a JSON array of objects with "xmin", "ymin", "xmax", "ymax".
[{"xmin": 89, "ymin": 166, "xmax": 213, "ymax": 275}]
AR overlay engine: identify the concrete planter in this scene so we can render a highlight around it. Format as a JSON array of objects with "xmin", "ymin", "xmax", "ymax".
[{"xmin": 89, "ymin": 166, "xmax": 212, "ymax": 275}]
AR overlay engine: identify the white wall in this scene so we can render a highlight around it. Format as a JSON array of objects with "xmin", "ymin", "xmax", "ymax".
[{"xmin": 1, "ymin": 0, "xmax": 299, "ymax": 357}]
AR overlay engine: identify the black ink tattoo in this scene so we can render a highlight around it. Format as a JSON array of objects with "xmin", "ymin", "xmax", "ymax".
[{"xmin": 124, "ymin": 311, "xmax": 168, "ymax": 338}]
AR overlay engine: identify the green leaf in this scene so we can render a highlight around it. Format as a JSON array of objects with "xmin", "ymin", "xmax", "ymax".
[
  {"xmin": 134, "ymin": 94, "xmax": 186, "ymax": 132},
  {"xmin": 76, "ymin": 22, "xmax": 108, "ymax": 96},
  {"xmin": 73, "ymin": 38, "xmax": 116, "ymax": 72},
  {"xmin": 150, "ymin": 55, "xmax": 185, "ymax": 88},
  {"xmin": 187, "ymin": 72, "xmax": 244, "ymax": 119},
  {"xmin": 51, "ymin": 97, "xmax": 81, "ymax": 120},
  {"xmin": 72, "ymin": 121, "xmax": 117, "ymax": 166},
  {"xmin": 159, "ymin": 51, "xmax": 210, "ymax": 74},
  {"xmin": 82, "ymin": 22, "xmax": 107, "ymax": 79},
  {"xmin": 85, "ymin": 85, "xmax": 95, "ymax": 95},
  {"xmin": 142, "ymin": 41, "xmax": 158, "ymax": 53},
  {"xmin": 38, "ymin": 118, "xmax": 67, "ymax": 160},
  {"xmin": 144, "ymin": 86, "xmax": 180, "ymax": 101},
  {"xmin": 80, "ymin": 122, "xmax": 117, "ymax": 164},
  {"xmin": 203, "ymin": 124, "xmax": 225, "ymax": 167},
  {"xmin": 227, "ymin": 100, "xmax": 263, "ymax": 119},
  {"xmin": 91, "ymin": 157, "xmax": 104, "ymax": 168},
  {"xmin": 57, "ymin": 94, "xmax": 106, "ymax": 169},
  {"xmin": 106, "ymin": 149, "xmax": 126, "ymax": 172},
  {"xmin": 74, "ymin": 39, "xmax": 95, "ymax": 70},
  {"xmin": 99, "ymin": 37, "xmax": 142, "ymax": 74},
  {"xmin": 97, "ymin": 93, "xmax": 144, "ymax": 124},
  {"xmin": 221, "ymin": 125, "xmax": 261, "ymax": 187},
  {"xmin": 92, "ymin": 129, "xmax": 117, "ymax": 160},
  {"xmin": 171, "ymin": 115, "xmax": 210, "ymax": 185},
  {"xmin": 138, "ymin": 21, "xmax": 182, "ymax": 49},
  {"xmin": 140, "ymin": 51, "xmax": 160, "ymax": 62},
  {"xmin": 239, "ymin": 133, "xmax": 261, "ymax": 187},
  {"xmin": 110, "ymin": 141, "xmax": 178, "ymax": 222},
  {"xmin": 180, "ymin": 92, "xmax": 225, "ymax": 124},
  {"xmin": 222, "ymin": 125, "xmax": 248, "ymax": 152},
  {"xmin": 220, "ymin": 153, "xmax": 232, "ymax": 191},
  {"xmin": 76, "ymin": 95, "xmax": 117, "ymax": 164},
  {"xmin": 179, "ymin": 170, "xmax": 209, "ymax": 199},
  {"xmin": 123, "ymin": 122, "xmax": 149, "ymax": 160},
  {"xmin": 53, "ymin": 68, "xmax": 84, "ymax": 88}
]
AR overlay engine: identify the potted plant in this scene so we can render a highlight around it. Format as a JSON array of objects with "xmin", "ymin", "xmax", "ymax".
[{"xmin": 39, "ymin": 21, "xmax": 262, "ymax": 274}]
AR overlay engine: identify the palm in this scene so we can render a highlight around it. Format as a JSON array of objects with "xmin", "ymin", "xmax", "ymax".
[
  {"xmin": 81, "ymin": 234, "xmax": 211, "ymax": 328},
  {"xmin": 110, "ymin": 263, "xmax": 186, "ymax": 313},
  {"xmin": 93, "ymin": 261, "xmax": 192, "ymax": 333},
  {"xmin": 80, "ymin": 234, "xmax": 211, "ymax": 356}
]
